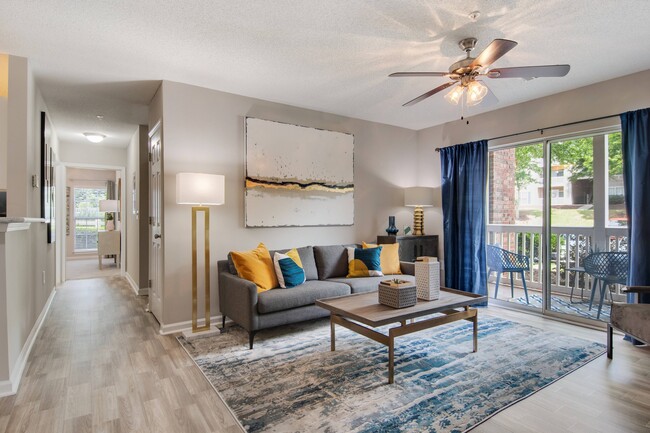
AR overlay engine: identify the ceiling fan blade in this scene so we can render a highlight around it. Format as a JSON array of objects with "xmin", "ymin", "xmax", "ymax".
[
  {"xmin": 403, "ymin": 82, "xmax": 456, "ymax": 106},
  {"xmin": 486, "ymin": 65, "xmax": 571, "ymax": 79},
  {"xmin": 479, "ymin": 84, "xmax": 499, "ymax": 107},
  {"xmin": 389, "ymin": 72, "xmax": 449, "ymax": 77},
  {"xmin": 470, "ymin": 39, "xmax": 518, "ymax": 68}
]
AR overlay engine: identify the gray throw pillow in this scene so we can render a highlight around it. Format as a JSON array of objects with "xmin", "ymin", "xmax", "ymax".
[
  {"xmin": 314, "ymin": 245, "xmax": 349, "ymax": 280},
  {"xmin": 297, "ymin": 246, "xmax": 318, "ymax": 281}
]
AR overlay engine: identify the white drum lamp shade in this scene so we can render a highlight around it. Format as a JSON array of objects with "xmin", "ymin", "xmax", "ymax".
[
  {"xmin": 404, "ymin": 187, "xmax": 434, "ymax": 207},
  {"xmin": 176, "ymin": 173, "xmax": 225, "ymax": 206},
  {"xmin": 99, "ymin": 199, "xmax": 119, "ymax": 212}
]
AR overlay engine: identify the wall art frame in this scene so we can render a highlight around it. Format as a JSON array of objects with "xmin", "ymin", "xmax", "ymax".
[
  {"xmin": 132, "ymin": 171, "xmax": 138, "ymax": 216},
  {"xmin": 245, "ymin": 117, "xmax": 354, "ymax": 227},
  {"xmin": 40, "ymin": 111, "xmax": 55, "ymax": 243},
  {"xmin": 0, "ymin": 190, "xmax": 6, "ymax": 217}
]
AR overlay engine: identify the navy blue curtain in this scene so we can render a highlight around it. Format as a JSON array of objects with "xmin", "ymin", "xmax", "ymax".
[
  {"xmin": 440, "ymin": 140, "xmax": 488, "ymax": 299},
  {"xmin": 621, "ymin": 108, "xmax": 650, "ymax": 305}
]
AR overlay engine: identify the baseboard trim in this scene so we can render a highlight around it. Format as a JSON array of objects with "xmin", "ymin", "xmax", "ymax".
[
  {"xmin": 159, "ymin": 314, "xmax": 226, "ymax": 335},
  {"xmin": 125, "ymin": 273, "xmax": 149, "ymax": 296},
  {"xmin": 0, "ymin": 287, "xmax": 57, "ymax": 398},
  {"xmin": 0, "ymin": 379, "xmax": 13, "ymax": 397}
]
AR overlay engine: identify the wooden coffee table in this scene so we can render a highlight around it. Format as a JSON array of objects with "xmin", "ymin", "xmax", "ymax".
[{"xmin": 315, "ymin": 288, "xmax": 487, "ymax": 384}]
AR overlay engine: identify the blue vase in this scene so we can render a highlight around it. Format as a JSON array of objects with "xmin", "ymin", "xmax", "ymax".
[{"xmin": 386, "ymin": 216, "xmax": 398, "ymax": 235}]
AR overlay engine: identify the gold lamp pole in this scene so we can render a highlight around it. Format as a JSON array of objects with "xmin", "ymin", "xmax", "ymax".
[
  {"xmin": 176, "ymin": 173, "xmax": 225, "ymax": 334},
  {"xmin": 404, "ymin": 187, "xmax": 435, "ymax": 236}
]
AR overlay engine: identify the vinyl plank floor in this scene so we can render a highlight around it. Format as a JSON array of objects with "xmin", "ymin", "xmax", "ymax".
[
  {"xmin": 0, "ymin": 277, "xmax": 243, "ymax": 433},
  {"xmin": 0, "ymin": 276, "xmax": 648, "ymax": 432}
]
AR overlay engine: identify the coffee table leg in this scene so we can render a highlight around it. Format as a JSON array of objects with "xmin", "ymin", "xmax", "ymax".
[
  {"xmin": 472, "ymin": 314, "xmax": 478, "ymax": 353},
  {"xmin": 388, "ymin": 337, "xmax": 394, "ymax": 384},
  {"xmin": 330, "ymin": 317, "xmax": 336, "ymax": 351}
]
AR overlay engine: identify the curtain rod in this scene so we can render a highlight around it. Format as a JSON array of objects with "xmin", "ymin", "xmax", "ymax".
[{"xmin": 434, "ymin": 113, "xmax": 620, "ymax": 152}]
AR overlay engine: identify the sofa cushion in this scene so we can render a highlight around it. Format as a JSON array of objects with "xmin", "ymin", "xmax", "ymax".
[
  {"xmin": 257, "ymin": 280, "xmax": 351, "ymax": 314},
  {"xmin": 230, "ymin": 243, "xmax": 279, "ymax": 292},
  {"xmin": 363, "ymin": 241, "xmax": 401, "ymax": 275},
  {"xmin": 314, "ymin": 245, "xmax": 350, "ymax": 280},
  {"xmin": 297, "ymin": 246, "xmax": 318, "ymax": 281},
  {"xmin": 328, "ymin": 274, "xmax": 416, "ymax": 294},
  {"xmin": 346, "ymin": 246, "xmax": 383, "ymax": 277},
  {"xmin": 226, "ymin": 253, "xmax": 237, "ymax": 275},
  {"xmin": 273, "ymin": 249, "xmax": 306, "ymax": 288},
  {"xmin": 269, "ymin": 246, "xmax": 318, "ymax": 281}
]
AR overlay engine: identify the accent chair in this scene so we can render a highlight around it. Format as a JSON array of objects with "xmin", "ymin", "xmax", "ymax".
[{"xmin": 607, "ymin": 286, "xmax": 650, "ymax": 359}]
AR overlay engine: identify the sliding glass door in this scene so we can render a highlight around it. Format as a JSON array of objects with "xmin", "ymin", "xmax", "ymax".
[
  {"xmin": 487, "ymin": 130, "xmax": 627, "ymax": 324},
  {"xmin": 487, "ymin": 142, "xmax": 544, "ymax": 310}
]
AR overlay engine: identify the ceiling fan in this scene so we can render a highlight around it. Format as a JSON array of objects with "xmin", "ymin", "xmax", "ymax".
[{"xmin": 390, "ymin": 37, "xmax": 570, "ymax": 107}]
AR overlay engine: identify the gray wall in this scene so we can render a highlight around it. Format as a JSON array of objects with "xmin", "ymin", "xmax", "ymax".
[
  {"xmin": 154, "ymin": 80, "xmax": 419, "ymax": 326},
  {"xmin": 0, "ymin": 55, "xmax": 56, "ymax": 393}
]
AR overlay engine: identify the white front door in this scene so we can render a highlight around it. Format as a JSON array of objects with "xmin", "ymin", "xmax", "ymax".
[{"xmin": 149, "ymin": 123, "xmax": 163, "ymax": 324}]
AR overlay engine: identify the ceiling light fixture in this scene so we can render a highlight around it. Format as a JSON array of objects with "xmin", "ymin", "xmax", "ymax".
[
  {"xmin": 443, "ymin": 85, "xmax": 464, "ymax": 105},
  {"xmin": 466, "ymin": 80, "xmax": 488, "ymax": 106},
  {"xmin": 83, "ymin": 132, "xmax": 106, "ymax": 143},
  {"xmin": 443, "ymin": 80, "xmax": 488, "ymax": 107}
]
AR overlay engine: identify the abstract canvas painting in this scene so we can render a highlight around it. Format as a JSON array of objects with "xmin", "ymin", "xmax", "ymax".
[{"xmin": 245, "ymin": 118, "xmax": 354, "ymax": 227}]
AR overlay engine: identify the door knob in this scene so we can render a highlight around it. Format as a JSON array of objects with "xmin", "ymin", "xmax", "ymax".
[{"xmin": 154, "ymin": 234, "xmax": 162, "ymax": 239}]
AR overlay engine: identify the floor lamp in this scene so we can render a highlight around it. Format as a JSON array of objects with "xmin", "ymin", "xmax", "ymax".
[{"xmin": 176, "ymin": 173, "xmax": 225, "ymax": 335}]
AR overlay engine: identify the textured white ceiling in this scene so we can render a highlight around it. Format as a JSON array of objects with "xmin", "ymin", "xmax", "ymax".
[{"xmin": 2, "ymin": 0, "xmax": 650, "ymax": 148}]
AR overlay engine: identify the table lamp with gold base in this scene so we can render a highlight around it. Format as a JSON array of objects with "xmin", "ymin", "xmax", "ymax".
[{"xmin": 405, "ymin": 187, "xmax": 434, "ymax": 236}]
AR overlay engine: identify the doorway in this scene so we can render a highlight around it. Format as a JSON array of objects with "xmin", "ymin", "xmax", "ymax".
[{"xmin": 62, "ymin": 166, "xmax": 125, "ymax": 281}]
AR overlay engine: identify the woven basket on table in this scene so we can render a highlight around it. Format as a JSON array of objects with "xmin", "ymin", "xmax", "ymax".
[{"xmin": 378, "ymin": 280, "xmax": 417, "ymax": 308}]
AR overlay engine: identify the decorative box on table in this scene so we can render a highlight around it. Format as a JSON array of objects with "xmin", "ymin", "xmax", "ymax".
[
  {"xmin": 415, "ymin": 256, "xmax": 440, "ymax": 300},
  {"xmin": 378, "ymin": 280, "xmax": 417, "ymax": 308}
]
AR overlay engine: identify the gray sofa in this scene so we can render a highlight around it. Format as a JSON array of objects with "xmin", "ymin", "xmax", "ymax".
[{"xmin": 218, "ymin": 244, "xmax": 415, "ymax": 348}]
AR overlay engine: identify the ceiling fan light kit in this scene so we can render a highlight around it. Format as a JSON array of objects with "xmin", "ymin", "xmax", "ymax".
[
  {"xmin": 390, "ymin": 37, "xmax": 570, "ymax": 108},
  {"xmin": 444, "ymin": 85, "xmax": 464, "ymax": 105}
]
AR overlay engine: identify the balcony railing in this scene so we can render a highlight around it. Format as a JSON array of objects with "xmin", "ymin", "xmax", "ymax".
[{"xmin": 487, "ymin": 224, "xmax": 628, "ymax": 300}]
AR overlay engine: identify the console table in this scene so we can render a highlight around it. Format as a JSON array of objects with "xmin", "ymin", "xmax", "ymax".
[
  {"xmin": 98, "ymin": 230, "xmax": 120, "ymax": 269},
  {"xmin": 377, "ymin": 235, "xmax": 438, "ymax": 262}
]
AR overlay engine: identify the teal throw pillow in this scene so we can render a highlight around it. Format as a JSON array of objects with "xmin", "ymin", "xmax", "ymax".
[
  {"xmin": 347, "ymin": 246, "xmax": 383, "ymax": 277},
  {"xmin": 273, "ymin": 250, "xmax": 306, "ymax": 288}
]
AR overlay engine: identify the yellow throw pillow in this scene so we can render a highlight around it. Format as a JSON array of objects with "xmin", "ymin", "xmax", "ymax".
[
  {"xmin": 230, "ymin": 243, "xmax": 279, "ymax": 293},
  {"xmin": 362, "ymin": 241, "xmax": 401, "ymax": 275}
]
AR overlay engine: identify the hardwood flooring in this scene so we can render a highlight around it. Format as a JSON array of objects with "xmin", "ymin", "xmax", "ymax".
[
  {"xmin": 0, "ymin": 276, "xmax": 243, "ymax": 433},
  {"xmin": 1, "ymin": 276, "xmax": 648, "ymax": 432},
  {"xmin": 66, "ymin": 257, "xmax": 120, "ymax": 281}
]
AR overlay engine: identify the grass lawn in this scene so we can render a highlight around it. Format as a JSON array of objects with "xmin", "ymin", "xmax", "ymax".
[{"xmin": 516, "ymin": 204, "xmax": 627, "ymax": 227}]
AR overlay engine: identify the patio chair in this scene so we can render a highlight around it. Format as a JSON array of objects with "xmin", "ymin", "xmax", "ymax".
[
  {"xmin": 583, "ymin": 251, "xmax": 628, "ymax": 320},
  {"xmin": 486, "ymin": 245, "xmax": 530, "ymax": 303},
  {"xmin": 607, "ymin": 286, "xmax": 650, "ymax": 359}
]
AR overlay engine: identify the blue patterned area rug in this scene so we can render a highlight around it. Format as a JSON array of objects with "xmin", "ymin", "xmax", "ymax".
[
  {"xmin": 509, "ymin": 293, "xmax": 611, "ymax": 321},
  {"xmin": 179, "ymin": 316, "xmax": 604, "ymax": 433}
]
